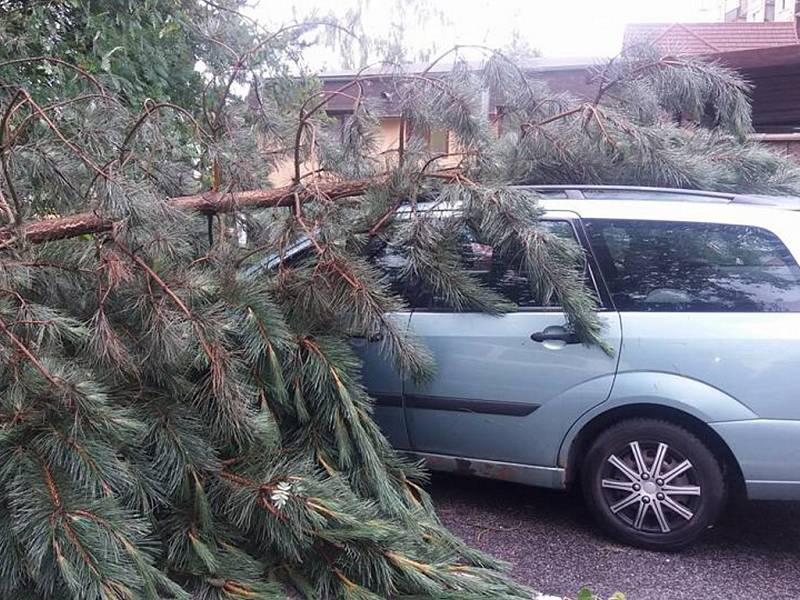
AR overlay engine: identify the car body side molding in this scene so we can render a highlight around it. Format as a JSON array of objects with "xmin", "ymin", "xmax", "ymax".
[{"xmin": 404, "ymin": 394, "xmax": 540, "ymax": 416}]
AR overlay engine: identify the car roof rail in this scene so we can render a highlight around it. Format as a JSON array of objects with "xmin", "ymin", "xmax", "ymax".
[
  {"xmin": 515, "ymin": 184, "xmax": 800, "ymax": 210},
  {"xmin": 730, "ymin": 194, "xmax": 800, "ymax": 210}
]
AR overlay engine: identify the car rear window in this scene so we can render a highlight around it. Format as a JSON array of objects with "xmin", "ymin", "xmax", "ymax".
[{"xmin": 584, "ymin": 219, "xmax": 800, "ymax": 312}]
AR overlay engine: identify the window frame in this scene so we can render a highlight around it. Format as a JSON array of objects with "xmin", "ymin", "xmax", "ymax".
[
  {"xmin": 582, "ymin": 217, "xmax": 800, "ymax": 313},
  {"xmin": 427, "ymin": 128, "xmax": 450, "ymax": 154}
]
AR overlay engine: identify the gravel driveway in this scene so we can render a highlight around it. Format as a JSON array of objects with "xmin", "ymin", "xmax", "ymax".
[{"xmin": 429, "ymin": 473, "xmax": 800, "ymax": 599}]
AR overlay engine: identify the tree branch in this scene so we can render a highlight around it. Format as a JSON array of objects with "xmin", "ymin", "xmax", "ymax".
[
  {"xmin": 0, "ymin": 177, "xmax": 383, "ymax": 246},
  {"xmin": 0, "ymin": 56, "xmax": 108, "ymax": 95},
  {"xmin": 0, "ymin": 313, "xmax": 64, "ymax": 388}
]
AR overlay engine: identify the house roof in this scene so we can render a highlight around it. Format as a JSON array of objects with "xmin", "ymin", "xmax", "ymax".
[
  {"xmin": 318, "ymin": 56, "xmax": 602, "ymax": 80},
  {"xmin": 318, "ymin": 57, "xmax": 603, "ymax": 115},
  {"xmin": 623, "ymin": 21, "xmax": 799, "ymax": 55}
]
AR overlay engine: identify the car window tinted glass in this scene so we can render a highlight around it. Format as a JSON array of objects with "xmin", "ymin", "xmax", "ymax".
[
  {"xmin": 584, "ymin": 219, "xmax": 800, "ymax": 312},
  {"xmin": 364, "ymin": 220, "xmax": 588, "ymax": 310},
  {"xmin": 455, "ymin": 220, "xmax": 582, "ymax": 309},
  {"xmin": 362, "ymin": 237, "xmax": 429, "ymax": 308}
]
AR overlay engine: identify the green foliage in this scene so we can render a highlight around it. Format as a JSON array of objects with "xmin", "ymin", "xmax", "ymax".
[
  {"xmin": 575, "ymin": 588, "xmax": 626, "ymax": 600},
  {"xmin": 1, "ymin": 2, "xmax": 799, "ymax": 598},
  {"xmin": 0, "ymin": 0, "xmax": 209, "ymax": 106}
]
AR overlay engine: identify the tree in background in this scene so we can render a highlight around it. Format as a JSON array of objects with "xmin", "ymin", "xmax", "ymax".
[
  {"xmin": 500, "ymin": 30, "xmax": 541, "ymax": 63},
  {"xmin": 1, "ymin": 1, "xmax": 799, "ymax": 599},
  {"xmin": 0, "ymin": 0, "xmax": 217, "ymax": 106},
  {"xmin": 316, "ymin": 0, "xmax": 451, "ymax": 69}
]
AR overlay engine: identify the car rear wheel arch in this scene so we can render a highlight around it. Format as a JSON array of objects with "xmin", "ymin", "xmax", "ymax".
[{"xmin": 565, "ymin": 404, "xmax": 745, "ymax": 501}]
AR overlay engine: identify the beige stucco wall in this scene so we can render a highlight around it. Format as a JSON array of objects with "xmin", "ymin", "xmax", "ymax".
[
  {"xmin": 269, "ymin": 124, "xmax": 800, "ymax": 188},
  {"xmin": 269, "ymin": 117, "xmax": 405, "ymax": 186},
  {"xmin": 268, "ymin": 116, "xmax": 467, "ymax": 186}
]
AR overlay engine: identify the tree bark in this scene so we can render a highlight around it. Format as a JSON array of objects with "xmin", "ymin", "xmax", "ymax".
[{"xmin": 0, "ymin": 178, "xmax": 379, "ymax": 245}]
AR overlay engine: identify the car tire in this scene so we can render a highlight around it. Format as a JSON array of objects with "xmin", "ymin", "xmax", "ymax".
[{"xmin": 582, "ymin": 418, "xmax": 726, "ymax": 551}]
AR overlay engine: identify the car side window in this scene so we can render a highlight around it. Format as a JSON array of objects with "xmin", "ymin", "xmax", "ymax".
[
  {"xmin": 364, "ymin": 220, "xmax": 590, "ymax": 311},
  {"xmin": 362, "ymin": 237, "xmax": 429, "ymax": 308},
  {"xmin": 584, "ymin": 219, "xmax": 800, "ymax": 312},
  {"xmin": 272, "ymin": 239, "xmax": 427, "ymax": 310},
  {"xmin": 456, "ymin": 220, "xmax": 584, "ymax": 309}
]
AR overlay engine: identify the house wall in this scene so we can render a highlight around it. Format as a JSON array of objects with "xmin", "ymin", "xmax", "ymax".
[
  {"xmin": 741, "ymin": 63, "xmax": 800, "ymax": 132},
  {"xmin": 269, "ymin": 117, "xmax": 407, "ymax": 186},
  {"xmin": 774, "ymin": 0, "xmax": 798, "ymax": 21},
  {"xmin": 722, "ymin": 0, "xmax": 797, "ymax": 21},
  {"xmin": 752, "ymin": 133, "xmax": 800, "ymax": 157}
]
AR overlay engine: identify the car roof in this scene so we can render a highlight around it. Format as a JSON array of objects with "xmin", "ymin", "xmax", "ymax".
[
  {"xmin": 410, "ymin": 184, "xmax": 800, "ymax": 221},
  {"xmin": 537, "ymin": 196, "xmax": 800, "ymax": 228},
  {"xmin": 250, "ymin": 185, "xmax": 800, "ymax": 276},
  {"xmin": 408, "ymin": 185, "xmax": 800, "ymax": 258},
  {"xmin": 524, "ymin": 184, "xmax": 800, "ymax": 211},
  {"xmin": 410, "ymin": 196, "xmax": 800, "ymax": 229},
  {"xmin": 520, "ymin": 185, "xmax": 800, "ymax": 230}
]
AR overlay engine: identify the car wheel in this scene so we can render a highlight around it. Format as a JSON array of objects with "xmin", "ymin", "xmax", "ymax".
[{"xmin": 582, "ymin": 418, "xmax": 726, "ymax": 551}]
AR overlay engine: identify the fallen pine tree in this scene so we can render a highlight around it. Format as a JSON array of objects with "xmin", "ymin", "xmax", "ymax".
[{"xmin": 1, "ymin": 2, "xmax": 799, "ymax": 598}]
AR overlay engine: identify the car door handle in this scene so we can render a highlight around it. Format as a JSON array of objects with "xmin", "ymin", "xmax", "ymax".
[{"xmin": 530, "ymin": 330, "xmax": 580, "ymax": 344}]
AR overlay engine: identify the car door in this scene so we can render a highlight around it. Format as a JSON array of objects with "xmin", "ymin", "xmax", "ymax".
[
  {"xmin": 404, "ymin": 211, "xmax": 621, "ymax": 468},
  {"xmin": 351, "ymin": 312, "xmax": 412, "ymax": 450},
  {"xmin": 351, "ymin": 237, "xmax": 419, "ymax": 451},
  {"xmin": 253, "ymin": 237, "xmax": 413, "ymax": 450}
]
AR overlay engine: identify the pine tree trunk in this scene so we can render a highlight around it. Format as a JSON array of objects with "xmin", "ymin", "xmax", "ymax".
[{"xmin": 0, "ymin": 178, "xmax": 379, "ymax": 245}]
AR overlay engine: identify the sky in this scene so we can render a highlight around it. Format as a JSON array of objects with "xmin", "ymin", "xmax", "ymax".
[{"xmin": 250, "ymin": 0, "xmax": 726, "ymax": 70}]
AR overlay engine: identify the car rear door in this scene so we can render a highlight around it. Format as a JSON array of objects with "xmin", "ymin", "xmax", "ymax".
[
  {"xmin": 351, "ymin": 314, "xmax": 412, "ymax": 450},
  {"xmin": 582, "ymin": 216, "xmax": 800, "ymax": 493},
  {"xmin": 404, "ymin": 211, "xmax": 621, "ymax": 468},
  {"xmin": 255, "ymin": 239, "xmax": 413, "ymax": 451}
]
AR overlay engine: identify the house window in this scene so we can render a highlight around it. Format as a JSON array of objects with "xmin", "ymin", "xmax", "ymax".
[
  {"xmin": 402, "ymin": 121, "xmax": 449, "ymax": 154},
  {"xmin": 428, "ymin": 129, "xmax": 449, "ymax": 154}
]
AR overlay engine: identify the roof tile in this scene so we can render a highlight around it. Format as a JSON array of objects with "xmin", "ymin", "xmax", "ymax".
[{"xmin": 623, "ymin": 22, "xmax": 799, "ymax": 55}]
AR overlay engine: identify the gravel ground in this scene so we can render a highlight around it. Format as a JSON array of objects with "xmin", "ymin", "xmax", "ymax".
[{"xmin": 429, "ymin": 473, "xmax": 800, "ymax": 600}]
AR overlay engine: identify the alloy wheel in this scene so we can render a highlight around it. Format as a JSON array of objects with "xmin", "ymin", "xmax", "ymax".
[{"xmin": 600, "ymin": 440, "xmax": 702, "ymax": 534}]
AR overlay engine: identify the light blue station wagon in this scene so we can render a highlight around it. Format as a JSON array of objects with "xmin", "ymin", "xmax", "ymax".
[{"xmin": 354, "ymin": 186, "xmax": 800, "ymax": 549}]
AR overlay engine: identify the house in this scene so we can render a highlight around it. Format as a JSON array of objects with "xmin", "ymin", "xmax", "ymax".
[
  {"xmin": 268, "ymin": 57, "xmax": 602, "ymax": 184},
  {"xmin": 721, "ymin": 0, "xmax": 797, "ymax": 23},
  {"xmin": 319, "ymin": 56, "xmax": 601, "ymax": 145},
  {"xmin": 266, "ymin": 6, "xmax": 800, "ymax": 185},
  {"xmin": 624, "ymin": 8, "xmax": 800, "ymax": 157}
]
